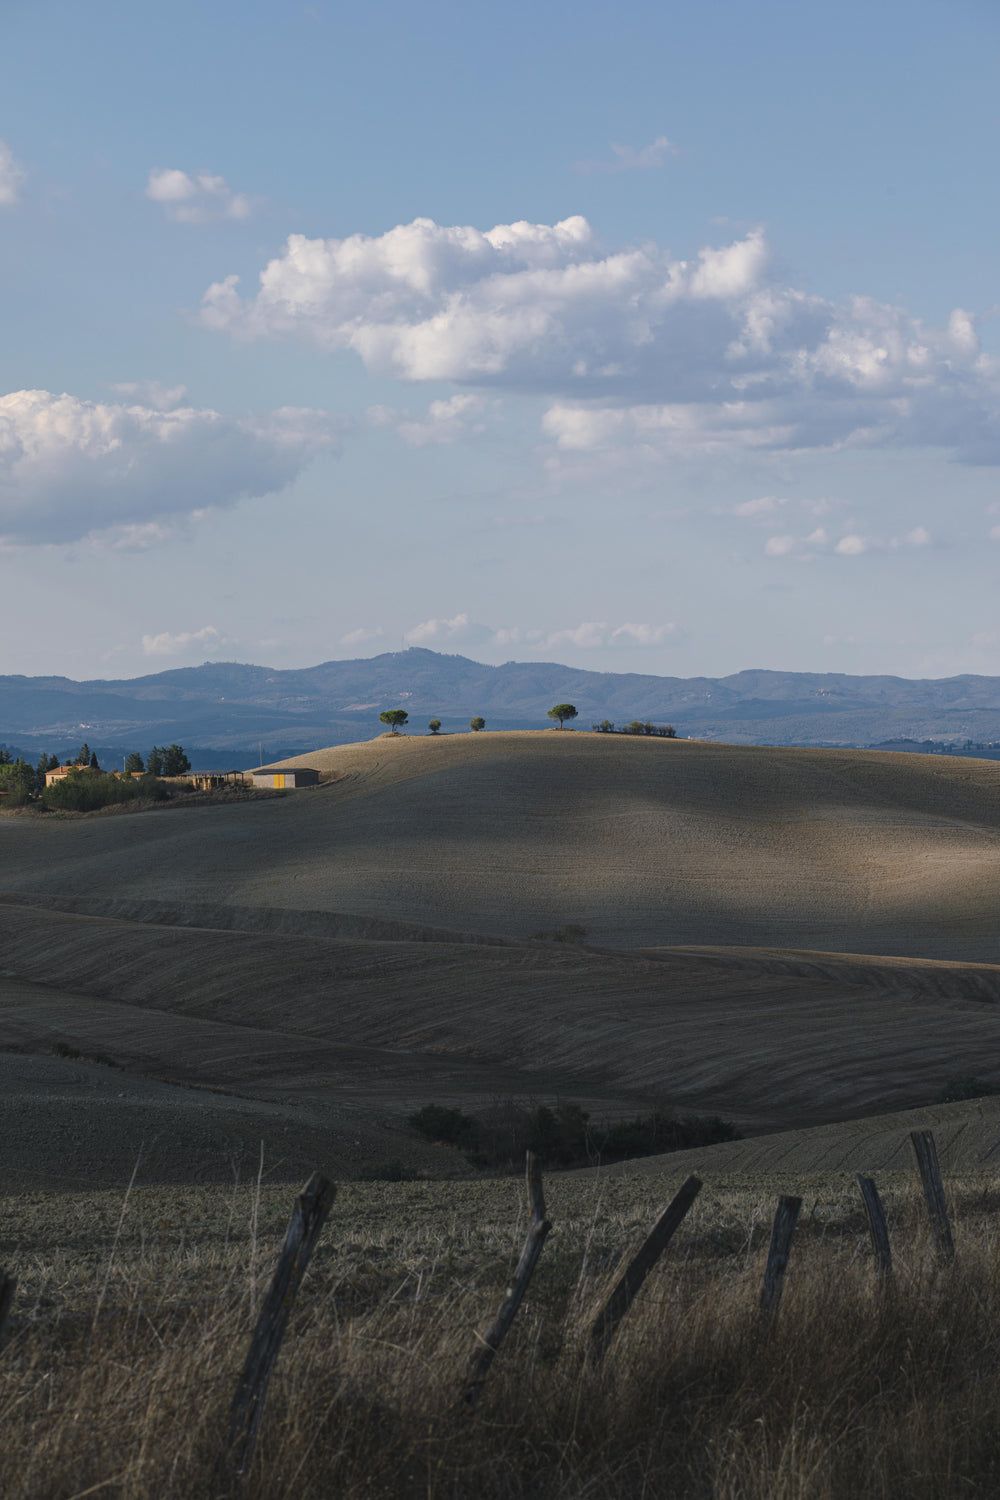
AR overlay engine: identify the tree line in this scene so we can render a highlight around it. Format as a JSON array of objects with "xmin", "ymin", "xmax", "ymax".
[
  {"xmin": 377, "ymin": 704, "xmax": 678, "ymax": 737},
  {"xmin": 0, "ymin": 741, "xmax": 192, "ymax": 810}
]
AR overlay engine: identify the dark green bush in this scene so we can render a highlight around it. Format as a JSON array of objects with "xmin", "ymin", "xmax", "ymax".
[
  {"xmin": 42, "ymin": 770, "xmax": 170, "ymax": 812},
  {"xmin": 408, "ymin": 1104, "xmax": 481, "ymax": 1150},
  {"xmin": 356, "ymin": 1159, "xmax": 420, "ymax": 1182},
  {"xmin": 409, "ymin": 1098, "xmax": 741, "ymax": 1170}
]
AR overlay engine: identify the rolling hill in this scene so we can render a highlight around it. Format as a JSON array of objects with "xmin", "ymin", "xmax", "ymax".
[
  {"xmin": 3, "ymin": 729, "xmax": 1000, "ymax": 1187},
  {"xmin": 6, "ymin": 729, "xmax": 1000, "ymax": 958}
]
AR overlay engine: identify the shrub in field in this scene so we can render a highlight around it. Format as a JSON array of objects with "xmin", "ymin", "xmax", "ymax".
[
  {"xmin": 408, "ymin": 1104, "xmax": 481, "ymax": 1150},
  {"xmin": 410, "ymin": 1097, "xmax": 740, "ymax": 1169},
  {"xmin": 42, "ymin": 769, "xmax": 170, "ymax": 812},
  {"xmin": 599, "ymin": 1110, "xmax": 741, "ymax": 1159},
  {"xmin": 592, "ymin": 720, "xmax": 677, "ymax": 737}
]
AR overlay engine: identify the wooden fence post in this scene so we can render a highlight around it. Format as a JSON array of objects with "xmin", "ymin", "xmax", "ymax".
[
  {"xmin": 0, "ymin": 1272, "xmax": 15, "ymax": 1348},
  {"xmin": 910, "ymin": 1130, "xmax": 955, "ymax": 1263},
  {"xmin": 759, "ymin": 1195, "xmax": 802, "ymax": 1334},
  {"xmin": 856, "ymin": 1174, "xmax": 892, "ymax": 1280},
  {"xmin": 462, "ymin": 1153, "xmax": 551, "ymax": 1410},
  {"xmin": 588, "ymin": 1174, "xmax": 702, "ymax": 1365},
  {"xmin": 224, "ymin": 1172, "xmax": 337, "ymax": 1479}
]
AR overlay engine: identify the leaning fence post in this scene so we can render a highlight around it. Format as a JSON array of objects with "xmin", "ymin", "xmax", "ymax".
[
  {"xmin": 588, "ymin": 1174, "xmax": 702, "ymax": 1365},
  {"xmin": 0, "ymin": 1272, "xmax": 15, "ymax": 1348},
  {"xmin": 224, "ymin": 1172, "xmax": 337, "ymax": 1479},
  {"xmin": 759, "ymin": 1195, "xmax": 802, "ymax": 1334},
  {"xmin": 910, "ymin": 1130, "xmax": 955, "ymax": 1263},
  {"xmin": 856, "ymin": 1174, "xmax": 892, "ymax": 1280},
  {"xmin": 462, "ymin": 1152, "xmax": 551, "ymax": 1410}
]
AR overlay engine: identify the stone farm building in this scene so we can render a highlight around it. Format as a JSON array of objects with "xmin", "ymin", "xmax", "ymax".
[{"xmin": 250, "ymin": 767, "xmax": 320, "ymax": 789}]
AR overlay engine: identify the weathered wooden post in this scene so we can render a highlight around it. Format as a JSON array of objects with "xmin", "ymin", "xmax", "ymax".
[
  {"xmin": 462, "ymin": 1152, "xmax": 551, "ymax": 1410},
  {"xmin": 759, "ymin": 1195, "xmax": 802, "ymax": 1334},
  {"xmin": 856, "ymin": 1174, "xmax": 892, "ymax": 1280},
  {"xmin": 224, "ymin": 1172, "xmax": 337, "ymax": 1479},
  {"xmin": 0, "ymin": 1272, "xmax": 15, "ymax": 1348},
  {"xmin": 588, "ymin": 1174, "xmax": 702, "ymax": 1364},
  {"xmin": 910, "ymin": 1130, "xmax": 955, "ymax": 1263}
]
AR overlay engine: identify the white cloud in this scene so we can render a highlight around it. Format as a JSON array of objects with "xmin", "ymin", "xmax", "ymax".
[
  {"xmin": 141, "ymin": 625, "xmax": 223, "ymax": 657},
  {"xmin": 109, "ymin": 380, "xmax": 188, "ymax": 410},
  {"xmin": 339, "ymin": 625, "xmax": 384, "ymax": 647},
  {"xmin": 765, "ymin": 525, "xmax": 931, "ymax": 559},
  {"xmin": 199, "ymin": 213, "xmax": 1000, "ymax": 463},
  {"xmin": 146, "ymin": 168, "xmax": 255, "ymax": 223},
  {"xmin": 733, "ymin": 495, "xmax": 787, "ymax": 518},
  {"xmin": 765, "ymin": 530, "xmax": 826, "ymax": 558},
  {"xmin": 395, "ymin": 394, "xmax": 488, "ymax": 446},
  {"xmin": 0, "ymin": 389, "xmax": 344, "ymax": 544},
  {"xmin": 0, "ymin": 140, "xmax": 25, "ymax": 207},
  {"xmin": 892, "ymin": 525, "xmax": 932, "ymax": 549},
  {"xmin": 369, "ymin": 395, "xmax": 490, "ymax": 446},
  {"xmin": 834, "ymin": 533, "xmax": 869, "ymax": 556},
  {"xmin": 576, "ymin": 135, "xmax": 678, "ymax": 174},
  {"xmin": 608, "ymin": 622, "xmax": 683, "ymax": 647},
  {"xmin": 543, "ymin": 621, "xmax": 610, "ymax": 650},
  {"xmin": 402, "ymin": 615, "xmax": 682, "ymax": 653},
  {"xmin": 494, "ymin": 620, "xmax": 684, "ymax": 651},
  {"xmin": 404, "ymin": 612, "xmax": 494, "ymax": 647}
]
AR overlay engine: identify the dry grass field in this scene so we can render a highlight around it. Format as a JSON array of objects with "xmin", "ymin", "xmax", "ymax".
[{"xmin": 5, "ymin": 1163, "xmax": 1000, "ymax": 1497}]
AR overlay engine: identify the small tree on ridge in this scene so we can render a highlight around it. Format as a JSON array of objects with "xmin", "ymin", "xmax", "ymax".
[
  {"xmin": 547, "ymin": 704, "xmax": 578, "ymax": 729},
  {"xmin": 470, "ymin": 717, "xmax": 486, "ymax": 732},
  {"xmin": 380, "ymin": 709, "xmax": 409, "ymax": 734}
]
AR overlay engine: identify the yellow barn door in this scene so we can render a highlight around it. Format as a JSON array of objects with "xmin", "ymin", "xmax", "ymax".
[{"xmin": 273, "ymin": 773, "xmax": 285, "ymax": 788}]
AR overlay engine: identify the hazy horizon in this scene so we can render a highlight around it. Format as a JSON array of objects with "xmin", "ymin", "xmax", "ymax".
[{"xmin": 14, "ymin": 645, "xmax": 1000, "ymax": 690}]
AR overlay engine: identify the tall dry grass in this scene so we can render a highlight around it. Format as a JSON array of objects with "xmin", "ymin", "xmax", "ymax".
[{"xmin": 3, "ymin": 1175, "xmax": 1000, "ymax": 1498}]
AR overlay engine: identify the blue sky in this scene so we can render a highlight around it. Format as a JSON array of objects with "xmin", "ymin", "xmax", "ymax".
[{"xmin": 2, "ymin": 0, "xmax": 998, "ymax": 681}]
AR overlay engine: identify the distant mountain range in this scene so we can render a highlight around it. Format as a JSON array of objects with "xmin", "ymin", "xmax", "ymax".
[{"xmin": 4, "ymin": 649, "xmax": 1000, "ymax": 768}]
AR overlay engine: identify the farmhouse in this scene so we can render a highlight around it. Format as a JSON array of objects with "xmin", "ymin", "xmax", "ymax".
[
  {"xmin": 44, "ymin": 764, "xmax": 95, "ymax": 787},
  {"xmin": 251, "ymin": 766, "xmax": 320, "ymax": 789}
]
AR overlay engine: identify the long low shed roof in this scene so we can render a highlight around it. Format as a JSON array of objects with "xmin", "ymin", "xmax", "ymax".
[{"xmin": 250, "ymin": 766, "xmax": 320, "ymax": 774}]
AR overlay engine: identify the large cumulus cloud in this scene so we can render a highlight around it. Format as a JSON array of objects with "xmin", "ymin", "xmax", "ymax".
[
  {"xmin": 0, "ymin": 390, "xmax": 343, "ymax": 544},
  {"xmin": 199, "ymin": 216, "xmax": 1000, "ymax": 461}
]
